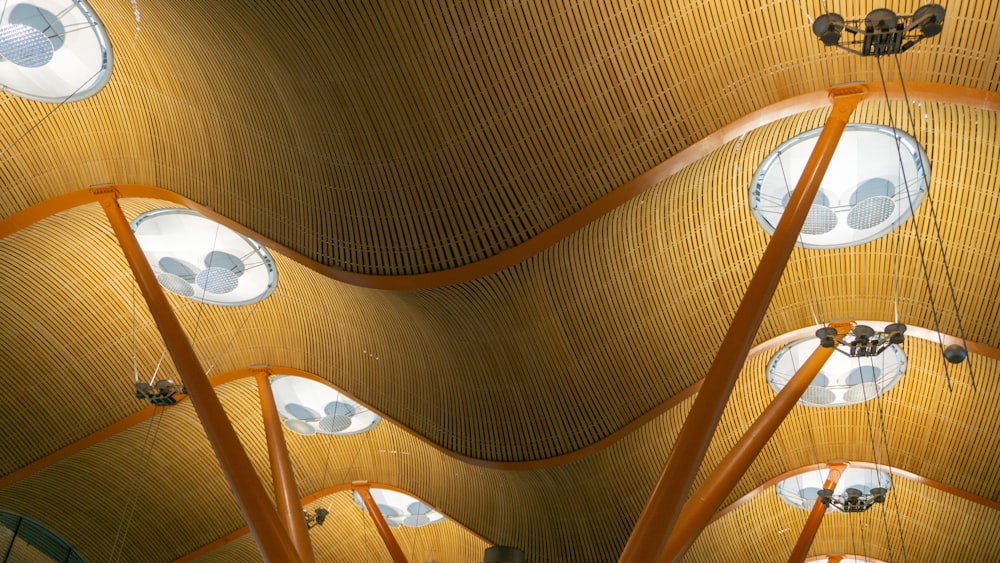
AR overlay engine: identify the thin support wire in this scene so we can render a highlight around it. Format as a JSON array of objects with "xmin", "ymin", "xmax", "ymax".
[
  {"xmin": 871, "ymin": 355, "xmax": 910, "ymax": 562},
  {"xmin": 112, "ymin": 410, "xmax": 165, "ymax": 563},
  {"xmin": 0, "ymin": 68, "xmax": 101, "ymax": 216},
  {"xmin": 776, "ymin": 150, "xmax": 827, "ymax": 326},
  {"xmin": 874, "ymin": 56, "xmax": 953, "ymax": 391},
  {"xmin": 203, "ymin": 303, "xmax": 261, "ymax": 377},
  {"xmin": 181, "ymin": 221, "xmax": 224, "ymax": 387},
  {"xmin": 131, "ymin": 280, "xmax": 138, "ymax": 383},
  {"xmin": 864, "ymin": 356, "xmax": 897, "ymax": 562},
  {"xmin": 892, "ymin": 54, "xmax": 977, "ymax": 392},
  {"xmin": 107, "ymin": 407, "xmax": 163, "ymax": 562}
]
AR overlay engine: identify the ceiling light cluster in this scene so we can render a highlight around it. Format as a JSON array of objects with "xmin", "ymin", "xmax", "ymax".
[
  {"xmin": 816, "ymin": 323, "xmax": 905, "ymax": 358},
  {"xmin": 131, "ymin": 209, "xmax": 278, "ymax": 307},
  {"xmin": 767, "ymin": 324, "xmax": 907, "ymax": 408},
  {"xmin": 750, "ymin": 125, "xmax": 929, "ymax": 249},
  {"xmin": 817, "ymin": 485, "xmax": 887, "ymax": 513},
  {"xmin": 269, "ymin": 375, "xmax": 380, "ymax": 436},
  {"xmin": 352, "ymin": 488, "xmax": 444, "ymax": 528},
  {"xmin": 777, "ymin": 467, "xmax": 892, "ymax": 513},
  {"xmin": 812, "ymin": 5, "xmax": 946, "ymax": 56},
  {"xmin": 133, "ymin": 379, "xmax": 183, "ymax": 406},
  {"xmin": 0, "ymin": 0, "xmax": 113, "ymax": 102}
]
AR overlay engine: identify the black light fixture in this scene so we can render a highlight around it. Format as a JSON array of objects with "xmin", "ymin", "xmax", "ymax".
[
  {"xmin": 304, "ymin": 507, "xmax": 329, "ymax": 529},
  {"xmin": 817, "ymin": 486, "xmax": 888, "ymax": 513},
  {"xmin": 816, "ymin": 323, "xmax": 906, "ymax": 358},
  {"xmin": 811, "ymin": 5, "xmax": 946, "ymax": 56},
  {"xmin": 133, "ymin": 380, "xmax": 183, "ymax": 406}
]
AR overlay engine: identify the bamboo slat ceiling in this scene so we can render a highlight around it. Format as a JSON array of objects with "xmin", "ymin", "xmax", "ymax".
[{"xmin": 1, "ymin": 0, "xmax": 999, "ymax": 562}]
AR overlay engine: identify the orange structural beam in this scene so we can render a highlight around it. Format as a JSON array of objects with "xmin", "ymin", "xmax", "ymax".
[
  {"xmin": 618, "ymin": 86, "xmax": 865, "ymax": 563},
  {"xmin": 255, "ymin": 369, "xmax": 315, "ymax": 563},
  {"xmin": 788, "ymin": 463, "xmax": 846, "ymax": 563},
  {"xmin": 661, "ymin": 341, "xmax": 837, "ymax": 562},
  {"xmin": 355, "ymin": 484, "xmax": 409, "ymax": 563},
  {"xmin": 93, "ymin": 189, "xmax": 301, "ymax": 563}
]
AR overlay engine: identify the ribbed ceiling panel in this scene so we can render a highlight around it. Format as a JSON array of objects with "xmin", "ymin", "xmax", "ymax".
[{"xmin": 0, "ymin": 2, "xmax": 995, "ymax": 275}]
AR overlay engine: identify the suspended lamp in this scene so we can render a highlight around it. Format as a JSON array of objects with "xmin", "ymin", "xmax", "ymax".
[
  {"xmin": 767, "ymin": 324, "xmax": 906, "ymax": 408},
  {"xmin": 777, "ymin": 467, "xmax": 891, "ymax": 513}
]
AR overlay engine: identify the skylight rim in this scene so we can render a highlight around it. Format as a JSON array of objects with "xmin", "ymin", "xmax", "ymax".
[
  {"xmin": 750, "ymin": 123, "xmax": 929, "ymax": 249},
  {"xmin": 0, "ymin": 0, "xmax": 114, "ymax": 103}
]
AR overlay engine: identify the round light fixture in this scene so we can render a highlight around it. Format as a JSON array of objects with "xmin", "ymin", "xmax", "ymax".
[
  {"xmin": 0, "ymin": 0, "xmax": 113, "ymax": 102},
  {"xmin": 130, "ymin": 209, "xmax": 278, "ymax": 306},
  {"xmin": 777, "ymin": 467, "xmax": 892, "ymax": 512},
  {"xmin": 750, "ymin": 124, "xmax": 929, "ymax": 248},
  {"xmin": 352, "ymin": 488, "xmax": 444, "ymax": 528},
  {"xmin": 270, "ymin": 375, "xmax": 380, "ymax": 436},
  {"xmin": 767, "ymin": 328, "xmax": 906, "ymax": 408}
]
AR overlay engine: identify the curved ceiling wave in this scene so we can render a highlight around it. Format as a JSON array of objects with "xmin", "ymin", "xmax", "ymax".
[
  {"xmin": 0, "ymin": 2, "xmax": 997, "ymax": 277},
  {"xmin": 2, "ymin": 96, "xmax": 999, "ymax": 464}
]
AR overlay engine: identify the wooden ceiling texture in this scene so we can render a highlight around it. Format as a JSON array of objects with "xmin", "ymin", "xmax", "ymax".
[{"xmin": 0, "ymin": 0, "xmax": 998, "ymax": 561}]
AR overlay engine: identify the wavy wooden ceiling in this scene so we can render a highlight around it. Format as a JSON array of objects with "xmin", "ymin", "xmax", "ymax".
[{"xmin": 1, "ymin": 0, "xmax": 999, "ymax": 561}]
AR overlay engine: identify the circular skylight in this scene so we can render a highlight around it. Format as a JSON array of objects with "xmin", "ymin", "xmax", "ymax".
[
  {"xmin": 353, "ymin": 488, "xmax": 444, "ymax": 528},
  {"xmin": 270, "ymin": 375, "xmax": 380, "ymax": 436},
  {"xmin": 130, "ymin": 208, "xmax": 278, "ymax": 306},
  {"xmin": 767, "ymin": 329, "xmax": 906, "ymax": 408},
  {"xmin": 0, "ymin": 0, "xmax": 113, "ymax": 103},
  {"xmin": 777, "ymin": 467, "xmax": 892, "ymax": 512},
  {"xmin": 750, "ymin": 124, "xmax": 929, "ymax": 248}
]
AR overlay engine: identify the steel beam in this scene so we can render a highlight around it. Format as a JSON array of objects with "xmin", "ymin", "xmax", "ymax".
[
  {"xmin": 255, "ymin": 370, "xmax": 316, "ymax": 563},
  {"xmin": 94, "ymin": 189, "xmax": 301, "ymax": 563},
  {"xmin": 618, "ymin": 86, "xmax": 865, "ymax": 563},
  {"xmin": 788, "ymin": 463, "xmax": 846, "ymax": 562},
  {"xmin": 355, "ymin": 484, "xmax": 409, "ymax": 563},
  {"xmin": 661, "ymin": 340, "xmax": 838, "ymax": 561}
]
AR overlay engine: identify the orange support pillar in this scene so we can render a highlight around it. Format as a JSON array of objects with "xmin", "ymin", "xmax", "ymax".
[
  {"xmin": 788, "ymin": 464, "xmax": 846, "ymax": 563},
  {"xmin": 255, "ymin": 370, "xmax": 316, "ymax": 563},
  {"xmin": 94, "ymin": 189, "xmax": 301, "ymax": 563},
  {"xmin": 355, "ymin": 484, "xmax": 409, "ymax": 563},
  {"xmin": 618, "ymin": 85, "xmax": 865, "ymax": 563},
  {"xmin": 661, "ymin": 341, "xmax": 837, "ymax": 561}
]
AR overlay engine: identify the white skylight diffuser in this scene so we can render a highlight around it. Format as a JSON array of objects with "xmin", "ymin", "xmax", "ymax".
[
  {"xmin": 130, "ymin": 208, "xmax": 278, "ymax": 306},
  {"xmin": 353, "ymin": 488, "xmax": 444, "ymax": 528},
  {"xmin": 777, "ymin": 467, "xmax": 892, "ymax": 512},
  {"xmin": 0, "ymin": 0, "xmax": 113, "ymax": 102},
  {"xmin": 750, "ymin": 124, "xmax": 929, "ymax": 248},
  {"xmin": 767, "ymin": 331, "xmax": 906, "ymax": 408},
  {"xmin": 270, "ymin": 375, "xmax": 380, "ymax": 436}
]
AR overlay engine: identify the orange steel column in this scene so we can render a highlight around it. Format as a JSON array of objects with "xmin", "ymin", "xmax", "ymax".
[
  {"xmin": 661, "ymin": 341, "xmax": 838, "ymax": 561},
  {"xmin": 356, "ymin": 484, "xmax": 409, "ymax": 563},
  {"xmin": 255, "ymin": 370, "xmax": 316, "ymax": 563},
  {"xmin": 788, "ymin": 463, "xmax": 846, "ymax": 563},
  {"xmin": 94, "ymin": 189, "xmax": 301, "ymax": 563},
  {"xmin": 618, "ymin": 85, "xmax": 865, "ymax": 563}
]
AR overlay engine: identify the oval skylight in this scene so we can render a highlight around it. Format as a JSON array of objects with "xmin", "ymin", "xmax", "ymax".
[
  {"xmin": 777, "ymin": 467, "xmax": 892, "ymax": 512},
  {"xmin": 270, "ymin": 375, "xmax": 380, "ymax": 436},
  {"xmin": 0, "ymin": 0, "xmax": 113, "ymax": 103},
  {"xmin": 750, "ymin": 124, "xmax": 929, "ymax": 248},
  {"xmin": 353, "ymin": 488, "xmax": 444, "ymax": 528},
  {"xmin": 130, "ymin": 209, "xmax": 277, "ymax": 306},
  {"xmin": 767, "ymin": 330, "xmax": 906, "ymax": 408},
  {"xmin": 0, "ymin": 510, "xmax": 86, "ymax": 562}
]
